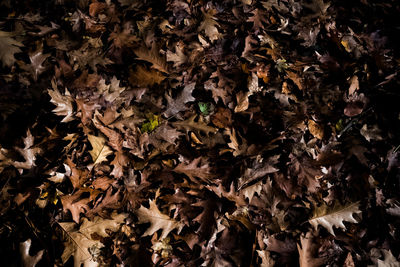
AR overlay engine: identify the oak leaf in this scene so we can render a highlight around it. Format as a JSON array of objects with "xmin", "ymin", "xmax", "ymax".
[
  {"xmin": 172, "ymin": 114, "xmax": 217, "ymax": 136},
  {"xmin": 129, "ymin": 65, "xmax": 165, "ymax": 87},
  {"xmin": 87, "ymin": 135, "xmax": 113, "ymax": 166},
  {"xmin": 164, "ymin": 83, "xmax": 196, "ymax": 118},
  {"xmin": 173, "ymin": 157, "xmax": 215, "ymax": 184},
  {"xmin": 134, "ymin": 43, "xmax": 168, "ymax": 73},
  {"xmin": 48, "ymin": 82, "xmax": 75, "ymax": 123},
  {"xmin": 13, "ymin": 130, "xmax": 41, "ymax": 170},
  {"xmin": 166, "ymin": 43, "xmax": 187, "ymax": 68},
  {"xmin": 20, "ymin": 239, "xmax": 44, "ymax": 267},
  {"xmin": 297, "ymin": 232, "xmax": 325, "ymax": 267},
  {"xmin": 198, "ymin": 9, "xmax": 221, "ymax": 42},
  {"xmin": 59, "ymin": 212, "xmax": 126, "ymax": 267},
  {"xmin": 0, "ymin": 31, "xmax": 23, "ymax": 67},
  {"xmin": 29, "ymin": 49, "xmax": 50, "ymax": 81},
  {"xmin": 377, "ymin": 249, "xmax": 400, "ymax": 267},
  {"xmin": 136, "ymin": 199, "xmax": 184, "ymax": 239},
  {"xmin": 309, "ymin": 202, "xmax": 361, "ymax": 236},
  {"xmin": 61, "ymin": 190, "xmax": 91, "ymax": 223}
]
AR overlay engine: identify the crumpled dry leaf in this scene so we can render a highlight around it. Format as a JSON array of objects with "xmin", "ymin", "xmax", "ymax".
[
  {"xmin": 234, "ymin": 91, "xmax": 250, "ymax": 113},
  {"xmin": 166, "ymin": 43, "xmax": 187, "ymax": 68},
  {"xmin": 377, "ymin": 249, "xmax": 400, "ymax": 267},
  {"xmin": 308, "ymin": 119, "xmax": 324, "ymax": 140},
  {"xmin": 360, "ymin": 124, "xmax": 383, "ymax": 142}
]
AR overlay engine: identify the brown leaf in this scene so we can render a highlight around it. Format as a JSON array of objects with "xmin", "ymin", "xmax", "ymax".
[
  {"xmin": 308, "ymin": 119, "xmax": 324, "ymax": 140},
  {"xmin": 207, "ymin": 183, "xmax": 246, "ymax": 208},
  {"xmin": 134, "ymin": 43, "xmax": 169, "ymax": 73},
  {"xmin": 173, "ymin": 157, "xmax": 216, "ymax": 184},
  {"xmin": 0, "ymin": 31, "xmax": 23, "ymax": 67},
  {"xmin": 198, "ymin": 9, "xmax": 221, "ymax": 42},
  {"xmin": 65, "ymin": 158, "xmax": 89, "ymax": 189},
  {"xmin": 172, "ymin": 114, "xmax": 217, "ymax": 136},
  {"xmin": 86, "ymin": 187, "xmax": 122, "ymax": 218},
  {"xmin": 348, "ymin": 75, "xmax": 359, "ymax": 95},
  {"xmin": 61, "ymin": 190, "xmax": 90, "ymax": 223},
  {"xmin": 192, "ymin": 199, "xmax": 219, "ymax": 240},
  {"xmin": 211, "ymin": 107, "xmax": 232, "ymax": 128},
  {"xmin": 89, "ymin": 1, "xmax": 107, "ymax": 17},
  {"xmin": 286, "ymin": 70, "xmax": 304, "ymax": 91},
  {"xmin": 129, "ymin": 65, "xmax": 166, "ymax": 87},
  {"xmin": 164, "ymin": 83, "xmax": 196, "ymax": 118},
  {"xmin": 234, "ymin": 91, "xmax": 250, "ymax": 113},
  {"xmin": 297, "ymin": 231, "xmax": 325, "ymax": 267},
  {"xmin": 289, "ymin": 155, "xmax": 322, "ymax": 193}
]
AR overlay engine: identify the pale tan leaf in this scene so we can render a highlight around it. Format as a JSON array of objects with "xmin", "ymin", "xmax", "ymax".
[
  {"xmin": 241, "ymin": 181, "xmax": 263, "ymax": 202},
  {"xmin": 348, "ymin": 75, "xmax": 359, "ymax": 95},
  {"xmin": 48, "ymin": 85, "xmax": 75, "ymax": 123},
  {"xmin": 59, "ymin": 212, "xmax": 126, "ymax": 267},
  {"xmin": 257, "ymin": 250, "xmax": 274, "ymax": 267},
  {"xmin": 377, "ymin": 249, "xmax": 400, "ymax": 267},
  {"xmin": 234, "ymin": 91, "xmax": 250, "ymax": 113},
  {"xmin": 309, "ymin": 202, "xmax": 361, "ymax": 236},
  {"xmin": 136, "ymin": 199, "xmax": 184, "ymax": 239},
  {"xmin": 166, "ymin": 44, "xmax": 187, "ymax": 68},
  {"xmin": 198, "ymin": 9, "xmax": 221, "ymax": 42},
  {"xmin": 87, "ymin": 135, "xmax": 113, "ymax": 166},
  {"xmin": 13, "ymin": 129, "xmax": 41, "ymax": 170}
]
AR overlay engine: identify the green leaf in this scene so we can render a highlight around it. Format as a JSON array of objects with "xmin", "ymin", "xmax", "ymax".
[{"xmin": 141, "ymin": 114, "xmax": 160, "ymax": 133}]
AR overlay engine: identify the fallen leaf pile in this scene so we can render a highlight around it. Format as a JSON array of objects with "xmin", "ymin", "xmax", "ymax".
[{"xmin": 1, "ymin": 0, "xmax": 400, "ymax": 266}]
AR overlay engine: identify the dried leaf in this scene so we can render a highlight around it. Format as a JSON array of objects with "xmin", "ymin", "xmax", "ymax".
[
  {"xmin": 309, "ymin": 202, "xmax": 361, "ymax": 236},
  {"xmin": 88, "ymin": 134, "xmax": 113, "ymax": 166},
  {"xmin": 20, "ymin": 239, "xmax": 44, "ymax": 267},
  {"xmin": 198, "ymin": 9, "xmax": 221, "ymax": 42},
  {"xmin": 48, "ymin": 84, "xmax": 75, "ymax": 123},
  {"xmin": 297, "ymin": 232, "xmax": 325, "ymax": 267},
  {"xmin": 134, "ymin": 43, "xmax": 169, "ymax": 73},
  {"xmin": 164, "ymin": 83, "xmax": 196, "ymax": 118},
  {"xmin": 136, "ymin": 199, "xmax": 184, "ymax": 239},
  {"xmin": 173, "ymin": 157, "xmax": 215, "ymax": 184},
  {"xmin": 0, "ymin": 31, "xmax": 23, "ymax": 67},
  {"xmin": 129, "ymin": 65, "xmax": 166, "ymax": 87}
]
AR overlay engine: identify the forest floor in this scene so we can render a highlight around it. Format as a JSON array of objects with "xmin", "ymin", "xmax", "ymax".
[{"xmin": 1, "ymin": 0, "xmax": 400, "ymax": 266}]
